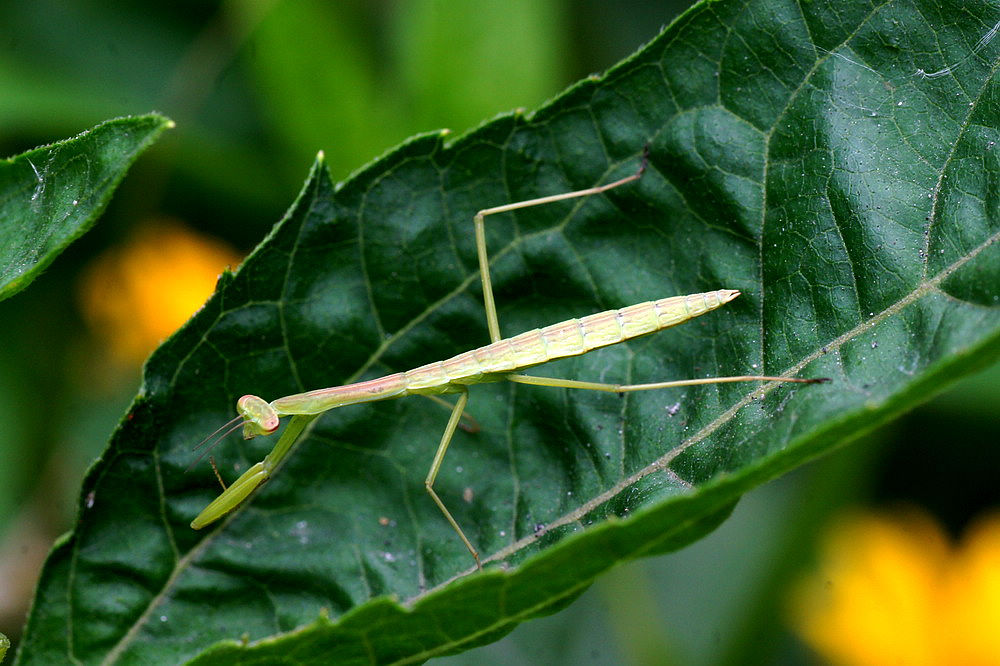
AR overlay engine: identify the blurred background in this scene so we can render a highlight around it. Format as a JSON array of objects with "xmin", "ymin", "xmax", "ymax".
[{"xmin": 0, "ymin": 1, "xmax": 997, "ymax": 663}]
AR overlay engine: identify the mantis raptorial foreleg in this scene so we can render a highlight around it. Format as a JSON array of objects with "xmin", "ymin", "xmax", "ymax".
[{"xmin": 191, "ymin": 414, "xmax": 316, "ymax": 529}]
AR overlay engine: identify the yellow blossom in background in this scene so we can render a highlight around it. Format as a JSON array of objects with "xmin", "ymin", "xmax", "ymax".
[
  {"xmin": 941, "ymin": 514, "xmax": 1000, "ymax": 665},
  {"xmin": 789, "ymin": 509, "xmax": 1000, "ymax": 666},
  {"xmin": 79, "ymin": 221, "xmax": 241, "ymax": 366}
]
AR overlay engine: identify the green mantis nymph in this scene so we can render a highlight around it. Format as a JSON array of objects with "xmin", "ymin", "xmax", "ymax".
[{"xmin": 190, "ymin": 151, "xmax": 826, "ymax": 567}]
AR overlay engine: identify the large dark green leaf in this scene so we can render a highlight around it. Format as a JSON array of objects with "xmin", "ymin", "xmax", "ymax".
[
  {"xmin": 16, "ymin": 0, "xmax": 1000, "ymax": 663},
  {"xmin": 0, "ymin": 114, "xmax": 173, "ymax": 301}
]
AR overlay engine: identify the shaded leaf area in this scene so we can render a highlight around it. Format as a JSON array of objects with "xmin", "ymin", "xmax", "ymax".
[
  {"xmin": 0, "ymin": 114, "xmax": 173, "ymax": 300},
  {"xmin": 16, "ymin": 0, "xmax": 1000, "ymax": 663}
]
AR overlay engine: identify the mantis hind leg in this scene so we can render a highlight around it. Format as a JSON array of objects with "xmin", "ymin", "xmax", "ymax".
[
  {"xmin": 473, "ymin": 149, "xmax": 649, "ymax": 343},
  {"xmin": 506, "ymin": 373, "xmax": 828, "ymax": 392},
  {"xmin": 424, "ymin": 387, "xmax": 481, "ymax": 568}
]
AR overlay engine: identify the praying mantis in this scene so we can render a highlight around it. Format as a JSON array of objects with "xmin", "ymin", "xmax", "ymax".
[{"xmin": 190, "ymin": 149, "xmax": 826, "ymax": 567}]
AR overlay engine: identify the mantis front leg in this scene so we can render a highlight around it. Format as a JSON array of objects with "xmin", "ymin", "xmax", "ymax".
[{"xmin": 191, "ymin": 414, "xmax": 316, "ymax": 529}]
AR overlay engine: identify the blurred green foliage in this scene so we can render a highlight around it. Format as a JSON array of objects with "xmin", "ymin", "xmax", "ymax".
[{"xmin": 0, "ymin": 1, "xmax": 997, "ymax": 663}]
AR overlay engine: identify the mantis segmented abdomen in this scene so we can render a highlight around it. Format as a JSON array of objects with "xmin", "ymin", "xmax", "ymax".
[{"xmin": 271, "ymin": 290, "xmax": 739, "ymax": 412}]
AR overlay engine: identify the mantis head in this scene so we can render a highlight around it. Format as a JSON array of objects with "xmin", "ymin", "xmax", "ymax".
[{"xmin": 237, "ymin": 394, "xmax": 281, "ymax": 439}]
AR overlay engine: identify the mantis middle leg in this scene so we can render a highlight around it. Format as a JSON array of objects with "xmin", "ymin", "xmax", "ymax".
[
  {"xmin": 474, "ymin": 151, "xmax": 648, "ymax": 342},
  {"xmin": 424, "ymin": 387, "xmax": 481, "ymax": 567}
]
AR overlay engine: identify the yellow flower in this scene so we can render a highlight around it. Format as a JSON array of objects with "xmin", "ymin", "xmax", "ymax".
[
  {"xmin": 789, "ymin": 509, "xmax": 1000, "ymax": 666},
  {"xmin": 79, "ymin": 221, "xmax": 241, "ymax": 366},
  {"xmin": 941, "ymin": 515, "xmax": 1000, "ymax": 665}
]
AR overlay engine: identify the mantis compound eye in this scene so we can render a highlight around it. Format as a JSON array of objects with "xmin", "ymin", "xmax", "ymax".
[{"xmin": 236, "ymin": 394, "xmax": 280, "ymax": 438}]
